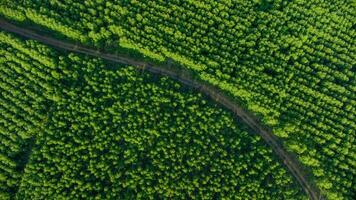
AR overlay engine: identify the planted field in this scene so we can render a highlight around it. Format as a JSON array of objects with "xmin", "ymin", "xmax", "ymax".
[
  {"xmin": 0, "ymin": 32, "xmax": 307, "ymax": 199},
  {"xmin": 0, "ymin": 0, "xmax": 355, "ymax": 199}
]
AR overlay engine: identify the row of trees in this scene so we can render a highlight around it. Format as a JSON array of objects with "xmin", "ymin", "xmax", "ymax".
[
  {"xmin": 0, "ymin": 32, "xmax": 306, "ymax": 199},
  {"xmin": 0, "ymin": 32, "xmax": 57, "ymax": 199}
]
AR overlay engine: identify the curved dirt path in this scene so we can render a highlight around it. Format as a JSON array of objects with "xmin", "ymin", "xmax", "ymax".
[{"xmin": 0, "ymin": 18, "xmax": 323, "ymax": 200}]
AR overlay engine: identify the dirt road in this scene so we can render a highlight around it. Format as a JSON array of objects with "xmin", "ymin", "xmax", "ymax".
[{"xmin": 0, "ymin": 18, "xmax": 323, "ymax": 200}]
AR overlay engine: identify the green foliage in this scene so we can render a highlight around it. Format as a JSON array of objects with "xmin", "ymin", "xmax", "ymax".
[
  {"xmin": 3, "ymin": 0, "xmax": 354, "ymax": 198},
  {"xmin": 0, "ymin": 32, "xmax": 306, "ymax": 199},
  {"xmin": 0, "ymin": 31, "xmax": 54, "ymax": 197}
]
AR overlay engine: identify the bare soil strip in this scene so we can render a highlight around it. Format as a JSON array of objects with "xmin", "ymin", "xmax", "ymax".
[{"xmin": 0, "ymin": 18, "xmax": 323, "ymax": 200}]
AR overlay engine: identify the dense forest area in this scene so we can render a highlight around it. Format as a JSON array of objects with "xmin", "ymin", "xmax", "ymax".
[
  {"xmin": 0, "ymin": 0, "xmax": 354, "ymax": 199},
  {"xmin": 0, "ymin": 0, "xmax": 355, "ymax": 199},
  {"xmin": 0, "ymin": 31, "xmax": 307, "ymax": 199}
]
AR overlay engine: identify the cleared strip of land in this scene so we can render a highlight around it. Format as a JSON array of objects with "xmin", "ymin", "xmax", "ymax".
[{"xmin": 0, "ymin": 18, "xmax": 323, "ymax": 200}]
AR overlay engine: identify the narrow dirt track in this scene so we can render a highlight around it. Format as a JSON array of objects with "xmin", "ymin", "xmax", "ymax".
[{"xmin": 0, "ymin": 18, "xmax": 323, "ymax": 200}]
